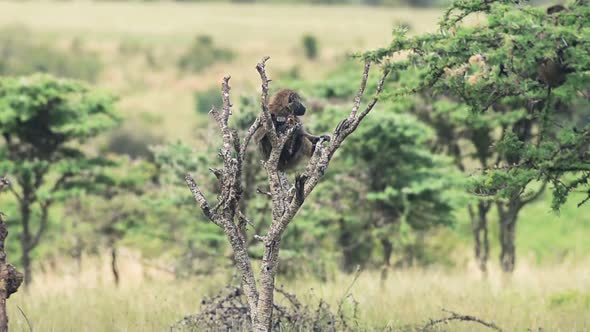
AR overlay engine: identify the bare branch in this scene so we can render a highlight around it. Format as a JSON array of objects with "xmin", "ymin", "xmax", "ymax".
[
  {"xmin": 209, "ymin": 168, "xmax": 223, "ymax": 181},
  {"xmin": 256, "ymin": 188, "xmax": 272, "ymax": 197},
  {"xmin": 240, "ymin": 117, "xmax": 262, "ymax": 165},
  {"xmin": 254, "ymin": 234, "xmax": 266, "ymax": 242},
  {"xmin": 275, "ymin": 285, "xmax": 302, "ymax": 310},
  {"xmin": 209, "ymin": 107, "xmax": 224, "ymax": 130},
  {"xmin": 184, "ymin": 58, "xmax": 392, "ymax": 331},
  {"xmin": 315, "ymin": 67, "xmax": 390, "ymax": 191},
  {"xmin": 237, "ymin": 210, "xmax": 254, "ymax": 236},
  {"xmin": 255, "ymin": 56, "xmax": 278, "ymax": 147},
  {"xmin": 209, "ymin": 77, "xmax": 235, "ymax": 164},
  {"xmin": 185, "ymin": 173, "xmax": 218, "ymax": 226},
  {"xmin": 350, "ymin": 60, "xmax": 371, "ymax": 118},
  {"xmin": 419, "ymin": 308, "xmax": 503, "ymax": 332},
  {"xmin": 356, "ymin": 67, "xmax": 391, "ymax": 122},
  {"xmin": 221, "ymin": 76, "xmax": 233, "ymax": 125},
  {"xmin": 332, "ymin": 68, "xmax": 390, "ymax": 154},
  {"xmin": 0, "ymin": 177, "xmax": 9, "ymax": 192},
  {"xmin": 266, "ymin": 65, "xmax": 391, "ymax": 242}
]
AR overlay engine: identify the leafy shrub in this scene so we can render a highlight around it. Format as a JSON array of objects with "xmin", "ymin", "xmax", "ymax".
[
  {"xmin": 0, "ymin": 26, "xmax": 102, "ymax": 82},
  {"xmin": 302, "ymin": 34, "xmax": 319, "ymax": 60},
  {"xmin": 177, "ymin": 35, "xmax": 234, "ymax": 73},
  {"xmin": 195, "ymin": 87, "xmax": 223, "ymax": 114},
  {"xmin": 103, "ymin": 128, "xmax": 162, "ymax": 161}
]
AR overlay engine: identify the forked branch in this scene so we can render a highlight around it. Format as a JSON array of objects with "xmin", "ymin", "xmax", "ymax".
[{"xmin": 185, "ymin": 57, "xmax": 390, "ymax": 332}]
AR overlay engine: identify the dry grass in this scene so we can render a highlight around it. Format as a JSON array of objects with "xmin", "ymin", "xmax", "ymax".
[
  {"xmin": 6, "ymin": 252, "xmax": 590, "ymax": 332},
  {"xmin": 0, "ymin": 2, "xmax": 442, "ymax": 144}
]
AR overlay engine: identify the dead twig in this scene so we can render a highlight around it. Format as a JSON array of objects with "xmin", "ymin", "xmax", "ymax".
[{"xmin": 419, "ymin": 308, "xmax": 503, "ymax": 332}]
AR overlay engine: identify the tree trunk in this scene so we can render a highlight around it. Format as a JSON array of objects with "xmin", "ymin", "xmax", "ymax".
[
  {"xmin": 111, "ymin": 245, "xmax": 119, "ymax": 286},
  {"xmin": 21, "ymin": 250, "xmax": 32, "ymax": 287},
  {"xmin": 20, "ymin": 202, "xmax": 32, "ymax": 287},
  {"xmin": 71, "ymin": 214, "xmax": 83, "ymax": 275},
  {"xmin": 252, "ymin": 239, "xmax": 281, "ymax": 332},
  {"xmin": 338, "ymin": 219, "xmax": 356, "ymax": 272},
  {"xmin": 0, "ymin": 276, "xmax": 7, "ymax": 332},
  {"xmin": 74, "ymin": 239, "xmax": 83, "ymax": 275},
  {"xmin": 469, "ymin": 202, "xmax": 491, "ymax": 274},
  {"xmin": 499, "ymin": 215, "xmax": 517, "ymax": 273},
  {"xmin": 497, "ymin": 201, "xmax": 520, "ymax": 273},
  {"xmin": 380, "ymin": 238, "xmax": 393, "ymax": 282},
  {"xmin": 0, "ymin": 210, "xmax": 24, "ymax": 332}
]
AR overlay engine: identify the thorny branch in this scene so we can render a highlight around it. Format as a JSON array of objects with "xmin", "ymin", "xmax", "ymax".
[
  {"xmin": 185, "ymin": 56, "xmax": 389, "ymax": 331},
  {"xmin": 256, "ymin": 56, "xmax": 278, "ymax": 147},
  {"xmin": 419, "ymin": 308, "xmax": 503, "ymax": 332}
]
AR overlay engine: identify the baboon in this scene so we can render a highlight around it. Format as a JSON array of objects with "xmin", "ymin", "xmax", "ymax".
[
  {"xmin": 253, "ymin": 89, "xmax": 329, "ymax": 170},
  {"xmin": 538, "ymin": 4, "xmax": 574, "ymax": 87}
]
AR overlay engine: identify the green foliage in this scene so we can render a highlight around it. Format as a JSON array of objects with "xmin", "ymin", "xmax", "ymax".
[
  {"xmin": 293, "ymin": 94, "xmax": 463, "ymax": 270},
  {"xmin": 302, "ymin": 34, "xmax": 319, "ymax": 60},
  {"xmin": 149, "ymin": 141, "xmax": 227, "ymax": 268},
  {"xmin": 0, "ymin": 74, "xmax": 120, "ymax": 276},
  {"xmin": 0, "ymin": 75, "xmax": 119, "ymax": 145},
  {"xmin": 103, "ymin": 127, "xmax": 162, "ymax": 161},
  {"xmin": 0, "ymin": 26, "xmax": 103, "ymax": 82},
  {"xmin": 305, "ymin": 61, "xmax": 381, "ymax": 99},
  {"xmin": 364, "ymin": 0, "xmax": 590, "ymax": 209},
  {"xmin": 177, "ymin": 35, "xmax": 234, "ymax": 73},
  {"xmin": 195, "ymin": 87, "xmax": 223, "ymax": 114},
  {"xmin": 340, "ymin": 107, "xmax": 462, "ymax": 267},
  {"xmin": 346, "ymin": 110, "xmax": 459, "ymax": 229}
]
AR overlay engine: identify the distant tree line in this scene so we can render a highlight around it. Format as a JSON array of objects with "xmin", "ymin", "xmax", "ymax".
[{"xmin": 173, "ymin": 0, "xmax": 448, "ymax": 8}]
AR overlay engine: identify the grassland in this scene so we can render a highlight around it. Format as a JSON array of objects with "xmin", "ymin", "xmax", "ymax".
[
  {"xmin": 5, "ymin": 253, "xmax": 590, "ymax": 332},
  {"xmin": 0, "ymin": 1, "xmax": 442, "ymax": 143}
]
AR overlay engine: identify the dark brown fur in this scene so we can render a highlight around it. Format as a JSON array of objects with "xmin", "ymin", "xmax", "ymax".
[
  {"xmin": 537, "ymin": 4, "xmax": 573, "ymax": 88},
  {"xmin": 253, "ymin": 89, "xmax": 329, "ymax": 170}
]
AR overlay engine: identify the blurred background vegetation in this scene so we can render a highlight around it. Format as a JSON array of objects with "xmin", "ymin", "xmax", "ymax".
[{"xmin": 0, "ymin": 0, "xmax": 588, "ymax": 331}]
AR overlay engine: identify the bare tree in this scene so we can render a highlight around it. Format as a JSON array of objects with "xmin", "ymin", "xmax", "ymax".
[
  {"xmin": 184, "ymin": 57, "xmax": 389, "ymax": 331},
  {"xmin": 0, "ymin": 177, "xmax": 24, "ymax": 332}
]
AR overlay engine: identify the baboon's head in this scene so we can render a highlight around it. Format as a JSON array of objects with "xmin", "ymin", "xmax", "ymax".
[{"xmin": 270, "ymin": 89, "xmax": 306, "ymax": 116}]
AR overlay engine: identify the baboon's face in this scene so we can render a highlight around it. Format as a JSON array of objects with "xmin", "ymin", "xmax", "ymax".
[{"xmin": 288, "ymin": 93, "xmax": 306, "ymax": 116}]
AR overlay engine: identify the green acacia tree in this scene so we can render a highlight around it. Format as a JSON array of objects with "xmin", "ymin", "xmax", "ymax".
[
  {"xmin": 343, "ymin": 110, "xmax": 459, "ymax": 271},
  {"xmin": 392, "ymin": 69, "xmax": 525, "ymax": 274},
  {"xmin": 365, "ymin": 0, "xmax": 590, "ymax": 272},
  {"xmin": 0, "ymin": 75, "xmax": 119, "ymax": 285},
  {"xmin": 304, "ymin": 105, "xmax": 460, "ymax": 273}
]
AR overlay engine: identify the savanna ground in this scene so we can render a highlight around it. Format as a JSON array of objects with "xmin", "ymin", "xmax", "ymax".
[{"xmin": 1, "ymin": 1, "xmax": 589, "ymax": 331}]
